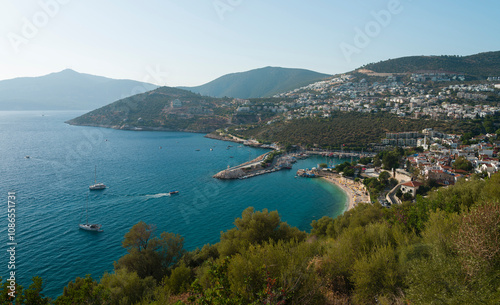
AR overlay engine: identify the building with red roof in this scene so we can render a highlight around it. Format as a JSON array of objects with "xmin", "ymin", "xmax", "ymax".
[{"xmin": 400, "ymin": 181, "xmax": 423, "ymax": 197}]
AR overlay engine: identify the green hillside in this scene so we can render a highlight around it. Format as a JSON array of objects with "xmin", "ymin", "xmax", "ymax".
[
  {"xmin": 66, "ymin": 86, "xmax": 233, "ymax": 133},
  {"xmin": 362, "ymin": 51, "xmax": 500, "ymax": 78},
  {"xmin": 180, "ymin": 66, "xmax": 331, "ymax": 98},
  {"xmin": 227, "ymin": 112, "xmax": 484, "ymax": 150},
  {"xmin": 67, "ymin": 51, "xmax": 500, "ymax": 140}
]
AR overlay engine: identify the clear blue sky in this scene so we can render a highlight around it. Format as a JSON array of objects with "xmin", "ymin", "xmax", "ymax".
[{"xmin": 1, "ymin": 0, "xmax": 499, "ymax": 86}]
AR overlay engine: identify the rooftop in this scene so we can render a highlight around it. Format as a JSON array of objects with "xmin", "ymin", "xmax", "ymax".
[{"xmin": 401, "ymin": 181, "xmax": 423, "ymax": 188}]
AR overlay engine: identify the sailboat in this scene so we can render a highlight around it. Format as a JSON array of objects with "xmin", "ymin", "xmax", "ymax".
[
  {"xmin": 79, "ymin": 193, "xmax": 103, "ymax": 232},
  {"xmin": 89, "ymin": 166, "xmax": 106, "ymax": 190}
]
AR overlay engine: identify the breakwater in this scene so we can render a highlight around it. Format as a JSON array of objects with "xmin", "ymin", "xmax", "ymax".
[{"xmin": 213, "ymin": 153, "xmax": 304, "ymax": 180}]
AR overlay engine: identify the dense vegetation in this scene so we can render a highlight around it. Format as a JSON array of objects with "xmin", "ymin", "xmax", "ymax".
[
  {"xmin": 179, "ymin": 66, "xmax": 331, "ymax": 99},
  {"xmin": 362, "ymin": 51, "xmax": 500, "ymax": 78},
  {"xmin": 67, "ymin": 87, "xmax": 233, "ymax": 132},
  {"xmin": 2, "ymin": 173, "xmax": 500, "ymax": 304},
  {"xmin": 228, "ymin": 112, "xmax": 488, "ymax": 150},
  {"xmin": 69, "ymin": 103, "xmax": 498, "ymax": 150}
]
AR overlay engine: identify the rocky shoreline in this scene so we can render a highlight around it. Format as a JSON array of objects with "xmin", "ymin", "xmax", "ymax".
[
  {"xmin": 204, "ymin": 132, "xmax": 244, "ymax": 143},
  {"xmin": 64, "ymin": 121, "xmax": 211, "ymax": 134}
]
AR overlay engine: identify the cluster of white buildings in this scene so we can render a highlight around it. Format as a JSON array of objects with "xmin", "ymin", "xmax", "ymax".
[
  {"xmin": 267, "ymin": 72, "xmax": 500, "ymax": 121},
  {"xmin": 396, "ymin": 129, "xmax": 499, "ymax": 185},
  {"xmin": 410, "ymin": 71, "xmax": 465, "ymax": 82},
  {"xmin": 407, "ymin": 145, "xmax": 499, "ymax": 185}
]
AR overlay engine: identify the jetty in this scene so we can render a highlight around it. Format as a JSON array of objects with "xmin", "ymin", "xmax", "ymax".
[
  {"xmin": 213, "ymin": 152, "xmax": 269, "ymax": 179},
  {"xmin": 213, "ymin": 153, "xmax": 303, "ymax": 180}
]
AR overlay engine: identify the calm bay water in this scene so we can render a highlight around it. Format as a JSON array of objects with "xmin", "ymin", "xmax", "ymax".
[{"xmin": 0, "ymin": 111, "xmax": 347, "ymax": 298}]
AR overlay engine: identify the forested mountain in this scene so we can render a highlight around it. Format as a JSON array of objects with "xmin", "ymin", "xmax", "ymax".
[
  {"xmin": 0, "ymin": 69, "xmax": 158, "ymax": 110},
  {"xmin": 66, "ymin": 86, "xmax": 236, "ymax": 133},
  {"xmin": 362, "ymin": 51, "xmax": 500, "ymax": 77},
  {"xmin": 66, "ymin": 51, "xmax": 500, "ymax": 142},
  {"xmin": 179, "ymin": 66, "xmax": 331, "ymax": 98},
  {"xmin": 227, "ymin": 112, "xmax": 485, "ymax": 150}
]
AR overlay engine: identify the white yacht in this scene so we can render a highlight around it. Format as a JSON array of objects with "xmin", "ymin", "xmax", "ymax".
[
  {"xmin": 79, "ymin": 194, "xmax": 103, "ymax": 232},
  {"xmin": 79, "ymin": 223, "xmax": 103, "ymax": 232},
  {"xmin": 89, "ymin": 182, "xmax": 106, "ymax": 190},
  {"xmin": 89, "ymin": 166, "xmax": 106, "ymax": 190}
]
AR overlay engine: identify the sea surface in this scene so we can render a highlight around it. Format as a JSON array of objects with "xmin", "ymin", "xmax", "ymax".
[{"xmin": 0, "ymin": 111, "xmax": 348, "ymax": 298}]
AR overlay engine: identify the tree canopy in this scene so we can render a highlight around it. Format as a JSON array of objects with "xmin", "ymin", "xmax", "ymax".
[
  {"xmin": 453, "ymin": 156, "xmax": 473, "ymax": 172},
  {"xmin": 115, "ymin": 221, "xmax": 185, "ymax": 281},
  {"xmin": 3, "ymin": 174, "xmax": 500, "ymax": 304}
]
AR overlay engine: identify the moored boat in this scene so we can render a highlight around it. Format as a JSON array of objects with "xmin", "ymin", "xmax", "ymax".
[
  {"xmin": 79, "ymin": 194, "xmax": 103, "ymax": 232},
  {"xmin": 89, "ymin": 182, "xmax": 106, "ymax": 190},
  {"xmin": 89, "ymin": 166, "xmax": 106, "ymax": 190},
  {"xmin": 79, "ymin": 223, "xmax": 103, "ymax": 232}
]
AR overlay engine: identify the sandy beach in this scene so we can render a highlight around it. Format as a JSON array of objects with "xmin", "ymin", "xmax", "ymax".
[{"xmin": 322, "ymin": 175, "xmax": 371, "ymax": 211}]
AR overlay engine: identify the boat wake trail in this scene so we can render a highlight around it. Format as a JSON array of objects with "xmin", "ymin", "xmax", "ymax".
[{"xmin": 145, "ymin": 193, "xmax": 171, "ymax": 199}]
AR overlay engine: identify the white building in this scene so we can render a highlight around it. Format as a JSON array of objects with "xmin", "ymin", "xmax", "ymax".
[{"xmin": 400, "ymin": 181, "xmax": 423, "ymax": 197}]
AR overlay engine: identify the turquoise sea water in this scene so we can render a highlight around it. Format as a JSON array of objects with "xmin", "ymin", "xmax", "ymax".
[{"xmin": 0, "ymin": 111, "xmax": 348, "ymax": 297}]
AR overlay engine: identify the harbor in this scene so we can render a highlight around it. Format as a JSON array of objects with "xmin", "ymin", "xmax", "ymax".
[
  {"xmin": 213, "ymin": 152, "xmax": 306, "ymax": 180},
  {"xmin": 212, "ymin": 149, "xmax": 371, "ymax": 210},
  {"xmin": 212, "ymin": 145, "xmax": 372, "ymax": 211}
]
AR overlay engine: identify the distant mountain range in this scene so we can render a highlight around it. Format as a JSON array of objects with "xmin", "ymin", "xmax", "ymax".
[
  {"xmin": 0, "ymin": 69, "xmax": 158, "ymax": 110},
  {"xmin": 66, "ymin": 50, "xmax": 500, "ymax": 133},
  {"xmin": 362, "ymin": 51, "xmax": 500, "ymax": 78},
  {"xmin": 5, "ymin": 50, "xmax": 499, "ymax": 112},
  {"xmin": 179, "ymin": 66, "xmax": 331, "ymax": 99}
]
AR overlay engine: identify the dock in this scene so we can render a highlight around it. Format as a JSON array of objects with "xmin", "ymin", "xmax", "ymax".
[
  {"xmin": 296, "ymin": 168, "xmax": 320, "ymax": 178},
  {"xmin": 213, "ymin": 153, "xmax": 304, "ymax": 180}
]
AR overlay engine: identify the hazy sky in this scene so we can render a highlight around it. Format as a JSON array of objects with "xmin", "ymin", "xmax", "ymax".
[{"xmin": 1, "ymin": 0, "xmax": 499, "ymax": 86}]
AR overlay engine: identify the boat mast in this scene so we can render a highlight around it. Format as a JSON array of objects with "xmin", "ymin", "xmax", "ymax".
[
  {"xmin": 86, "ymin": 193, "xmax": 89, "ymax": 225},
  {"xmin": 94, "ymin": 165, "xmax": 97, "ymax": 184}
]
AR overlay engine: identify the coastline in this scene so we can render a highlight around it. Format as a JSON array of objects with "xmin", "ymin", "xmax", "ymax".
[
  {"xmin": 64, "ymin": 121, "xmax": 215, "ymax": 134},
  {"xmin": 66, "ymin": 121, "xmax": 368, "ymax": 211},
  {"xmin": 322, "ymin": 175, "xmax": 370, "ymax": 212}
]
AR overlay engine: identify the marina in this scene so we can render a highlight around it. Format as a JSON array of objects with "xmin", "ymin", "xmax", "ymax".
[
  {"xmin": 213, "ymin": 152, "xmax": 302, "ymax": 180},
  {"xmin": 212, "ymin": 146, "xmax": 371, "ymax": 212}
]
